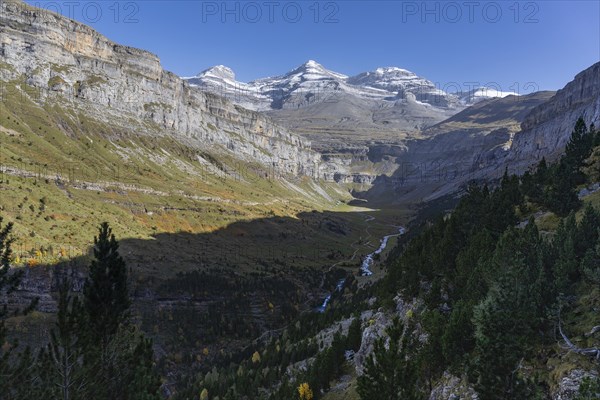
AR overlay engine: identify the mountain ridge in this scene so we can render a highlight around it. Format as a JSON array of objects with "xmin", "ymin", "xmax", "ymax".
[{"xmin": 185, "ymin": 60, "xmax": 520, "ymax": 114}]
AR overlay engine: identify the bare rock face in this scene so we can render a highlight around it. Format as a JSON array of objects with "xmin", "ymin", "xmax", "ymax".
[
  {"xmin": 352, "ymin": 91, "xmax": 555, "ymax": 205},
  {"xmin": 428, "ymin": 372, "xmax": 479, "ymax": 400},
  {"xmin": 506, "ymin": 62, "xmax": 600, "ymax": 171},
  {"xmin": 0, "ymin": 0, "xmax": 322, "ymax": 178},
  {"xmin": 354, "ymin": 296, "xmax": 424, "ymax": 375},
  {"xmin": 3, "ymin": 264, "xmax": 86, "ymax": 315},
  {"xmin": 552, "ymin": 369, "xmax": 598, "ymax": 400},
  {"xmin": 354, "ymin": 310, "xmax": 390, "ymax": 375},
  {"xmin": 365, "ymin": 63, "xmax": 600, "ymax": 204}
]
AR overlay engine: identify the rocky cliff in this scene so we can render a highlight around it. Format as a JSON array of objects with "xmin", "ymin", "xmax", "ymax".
[
  {"xmin": 504, "ymin": 62, "xmax": 600, "ymax": 170},
  {"xmin": 2, "ymin": 1, "xmax": 598, "ymax": 205},
  {"xmin": 352, "ymin": 92, "xmax": 555, "ymax": 205},
  {"xmin": 371, "ymin": 61, "xmax": 600, "ymax": 204},
  {"xmin": 0, "ymin": 0, "xmax": 322, "ymax": 178}
]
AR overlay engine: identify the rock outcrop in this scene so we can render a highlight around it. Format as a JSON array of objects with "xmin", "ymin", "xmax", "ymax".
[
  {"xmin": 552, "ymin": 369, "xmax": 598, "ymax": 400},
  {"xmin": 354, "ymin": 296, "xmax": 424, "ymax": 374},
  {"xmin": 428, "ymin": 372, "xmax": 479, "ymax": 400},
  {"xmin": 354, "ymin": 310, "xmax": 390, "ymax": 375}
]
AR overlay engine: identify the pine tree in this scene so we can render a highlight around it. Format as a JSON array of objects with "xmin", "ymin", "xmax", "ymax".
[
  {"xmin": 454, "ymin": 229, "xmax": 495, "ymax": 303},
  {"xmin": 553, "ymin": 213, "xmax": 579, "ymax": 293},
  {"xmin": 419, "ymin": 309, "xmax": 446, "ymax": 391},
  {"xmin": 0, "ymin": 217, "xmax": 19, "ymax": 306},
  {"xmin": 472, "ymin": 277, "xmax": 531, "ymax": 400},
  {"xmin": 564, "ymin": 117, "xmax": 593, "ymax": 184},
  {"xmin": 519, "ymin": 158, "xmax": 548, "ymax": 204},
  {"xmin": 0, "ymin": 217, "xmax": 16, "ymax": 395},
  {"xmin": 545, "ymin": 162, "xmax": 580, "ymax": 216},
  {"xmin": 442, "ymin": 300, "xmax": 475, "ymax": 372},
  {"xmin": 83, "ymin": 222, "xmax": 130, "ymax": 349},
  {"xmin": 535, "ymin": 158, "xmax": 549, "ymax": 183},
  {"xmin": 8, "ymin": 347, "xmax": 42, "ymax": 400},
  {"xmin": 580, "ymin": 245, "xmax": 600, "ymax": 283},
  {"xmin": 80, "ymin": 222, "xmax": 159, "ymax": 400},
  {"xmin": 346, "ymin": 316, "xmax": 362, "ymax": 352},
  {"xmin": 534, "ymin": 118, "xmax": 598, "ymax": 214},
  {"xmin": 575, "ymin": 204, "xmax": 600, "ymax": 257},
  {"xmin": 121, "ymin": 334, "xmax": 161, "ymax": 400},
  {"xmin": 472, "ymin": 228, "xmax": 542, "ymax": 399},
  {"xmin": 41, "ymin": 280, "xmax": 87, "ymax": 400}
]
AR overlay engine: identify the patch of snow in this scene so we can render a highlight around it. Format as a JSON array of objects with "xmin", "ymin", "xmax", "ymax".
[{"xmin": 459, "ymin": 87, "xmax": 520, "ymax": 105}]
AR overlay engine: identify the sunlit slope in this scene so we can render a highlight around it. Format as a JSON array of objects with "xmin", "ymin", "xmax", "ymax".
[{"xmin": 0, "ymin": 82, "xmax": 358, "ymax": 263}]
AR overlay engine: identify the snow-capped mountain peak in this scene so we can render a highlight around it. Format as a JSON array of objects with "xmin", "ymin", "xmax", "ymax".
[
  {"xmin": 251, "ymin": 60, "xmax": 348, "ymax": 87},
  {"xmin": 374, "ymin": 66, "xmax": 416, "ymax": 76},
  {"xmin": 183, "ymin": 60, "xmax": 465, "ymax": 111},
  {"xmin": 290, "ymin": 60, "xmax": 339, "ymax": 75},
  {"xmin": 458, "ymin": 87, "xmax": 520, "ymax": 104},
  {"xmin": 347, "ymin": 67, "xmax": 431, "ymax": 93},
  {"xmin": 297, "ymin": 60, "xmax": 347, "ymax": 78},
  {"xmin": 196, "ymin": 65, "xmax": 236, "ymax": 81},
  {"xmin": 184, "ymin": 65, "xmax": 266, "ymax": 110},
  {"xmin": 299, "ymin": 59, "xmax": 324, "ymax": 71}
]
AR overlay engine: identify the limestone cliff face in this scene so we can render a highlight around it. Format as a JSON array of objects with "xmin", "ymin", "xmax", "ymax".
[
  {"xmin": 349, "ymin": 62, "xmax": 600, "ymax": 203},
  {"xmin": 2, "ymin": 0, "xmax": 598, "ymax": 200},
  {"xmin": 505, "ymin": 62, "xmax": 600, "ymax": 170},
  {"xmin": 0, "ymin": 0, "xmax": 321, "ymax": 177}
]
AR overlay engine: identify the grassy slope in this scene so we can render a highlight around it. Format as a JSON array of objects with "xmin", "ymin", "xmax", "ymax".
[{"xmin": 0, "ymin": 81, "xmax": 412, "ymax": 273}]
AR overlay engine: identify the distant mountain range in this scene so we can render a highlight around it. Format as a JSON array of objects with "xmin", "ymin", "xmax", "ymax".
[
  {"xmin": 183, "ymin": 61, "xmax": 520, "ymax": 148},
  {"xmin": 184, "ymin": 60, "xmax": 517, "ymax": 111}
]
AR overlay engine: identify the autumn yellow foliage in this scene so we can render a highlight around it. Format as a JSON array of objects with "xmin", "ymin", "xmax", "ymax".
[
  {"xmin": 199, "ymin": 388, "xmax": 208, "ymax": 400},
  {"xmin": 252, "ymin": 350, "xmax": 261, "ymax": 363},
  {"xmin": 297, "ymin": 382, "xmax": 313, "ymax": 400}
]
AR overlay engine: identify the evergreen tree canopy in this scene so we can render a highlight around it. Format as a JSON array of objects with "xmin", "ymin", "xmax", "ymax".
[
  {"xmin": 83, "ymin": 222, "xmax": 131, "ymax": 346},
  {"xmin": 564, "ymin": 117, "xmax": 594, "ymax": 181}
]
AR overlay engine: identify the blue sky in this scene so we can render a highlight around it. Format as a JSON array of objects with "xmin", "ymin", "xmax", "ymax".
[{"xmin": 26, "ymin": 1, "xmax": 600, "ymax": 92}]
